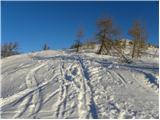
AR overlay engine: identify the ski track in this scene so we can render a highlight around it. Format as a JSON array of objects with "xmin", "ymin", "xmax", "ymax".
[
  {"xmin": 1, "ymin": 59, "xmax": 61, "ymax": 118},
  {"xmin": 13, "ymin": 63, "xmax": 47, "ymax": 118},
  {"xmin": 81, "ymin": 57, "xmax": 126, "ymax": 118},
  {"xmin": 53, "ymin": 58, "xmax": 68, "ymax": 118},
  {"xmin": 75, "ymin": 55, "xmax": 98, "ymax": 119},
  {"xmin": 3, "ymin": 63, "xmax": 34, "ymax": 74},
  {"xmin": 77, "ymin": 55, "xmax": 158, "ymax": 119}
]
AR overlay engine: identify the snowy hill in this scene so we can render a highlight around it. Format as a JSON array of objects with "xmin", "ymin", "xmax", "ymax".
[{"xmin": 0, "ymin": 48, "xmax": 159, "ymax": 119}]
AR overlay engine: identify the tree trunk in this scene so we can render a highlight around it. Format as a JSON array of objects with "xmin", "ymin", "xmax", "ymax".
[
  {"xmin": 97, "ymin": 40, "xmax": 104, "ymax": 54},
  {"xmin": 132, "ymin": 40, "xmax": 136, "ymax": 58}
]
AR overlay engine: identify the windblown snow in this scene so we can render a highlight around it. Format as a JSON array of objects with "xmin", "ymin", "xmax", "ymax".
[{"xmin": 0, "ymin": 48, "xmax": 159, "ymax": 119}]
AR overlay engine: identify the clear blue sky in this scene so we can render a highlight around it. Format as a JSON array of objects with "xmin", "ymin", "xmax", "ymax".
[{"xmin": 1, "ymin": 1, "xmax": 159, "ymax": 53}]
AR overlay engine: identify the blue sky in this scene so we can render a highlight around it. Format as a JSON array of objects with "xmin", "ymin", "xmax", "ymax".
[{"xmin": 1, "ymin": 1, "xmax": 159, "ymax": 53}]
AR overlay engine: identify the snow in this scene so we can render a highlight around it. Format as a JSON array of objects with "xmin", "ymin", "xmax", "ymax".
[{"xmin": 0, "ymin": 47, "xmax": 159, "ymax": 119}]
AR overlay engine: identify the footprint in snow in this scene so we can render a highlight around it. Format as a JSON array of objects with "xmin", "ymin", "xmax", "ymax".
[
  {"xmin": 65, "ymin": 74, "xmax": 73, "ymax": 81},
  {"xmin": 72, "ymin": 68, "xmax": 78, "ymax": 76}
]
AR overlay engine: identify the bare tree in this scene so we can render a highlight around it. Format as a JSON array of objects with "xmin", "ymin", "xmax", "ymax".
[
  {"xmin": 96, "ymin": 17, "xmax": 120, "ymax": 55},
  {"xmin": 75, "ymin": 28, "xmax": 84, "ymax": 52},
  {"xmin": 129, "ymin": 21, "xmax": 147, "ymax": 58},
  {"xmin": 96, "ymin": 17, "xmax": 132, "ymax": 63},
  {"xmin": 42, "ymin": 43, "xmax": 50, "ymax": 50},
  {"xmin": 1, "ymin": 42, "xmax": 19, "ymax": 58}
]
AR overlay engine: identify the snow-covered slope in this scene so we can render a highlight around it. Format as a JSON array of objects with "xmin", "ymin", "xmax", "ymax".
[{"xmin": 0, "ymin": 49, "xmax": 159, "ymax": 119}]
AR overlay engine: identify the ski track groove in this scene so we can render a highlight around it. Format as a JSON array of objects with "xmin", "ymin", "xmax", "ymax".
[
  {"xmin": 1, "ymin": 60, "xmax": 61, "ymax": 118},
  {"xmin": 1, "ymin": 67, "xmax": 59, "ymax": 110},
  {"xmin": 13, "ymin": 63, "xmax": 47, "ymax": 118},
  {"xmin": 80, "ymin": 57, "xmax": 106, "ymax": 119},
  {"xmin": 54, "ymin": 58, "xmax": 68, "ymax": 118},
  {"xmin": 75, "ymin": 55, "xmax": 98, "ymax": 119},
  {"xmin": 107, "ymin": 70, "xmax": 128, "ymax": 88},
  {"xmin": 80, "ymin": 55, "xmax": 127, "ymax": 119}
]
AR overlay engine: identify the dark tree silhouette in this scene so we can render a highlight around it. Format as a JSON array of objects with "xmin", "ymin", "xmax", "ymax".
[
  {"xmin": 75, "ymin": 28, "xmax": 84, "ymax": 52},
  {"xmin": 96, "ymin": 17, "xmax": 120, "ymax": 55},
  {"xmin": 1, "ymin": 42, "xmax": 19, "ymax": 58},
  {"xmin": 96, "ymin": 17, "xmax": 131, "ymax": 63},
  {"xmin": 42, "ymin": 43, "xmax": 50, "ymax": 50}
]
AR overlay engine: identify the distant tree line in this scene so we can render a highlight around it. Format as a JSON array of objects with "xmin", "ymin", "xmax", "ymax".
[{"xmin": 1, "ymin": 42, "xmax": 51, "ymax": 58}]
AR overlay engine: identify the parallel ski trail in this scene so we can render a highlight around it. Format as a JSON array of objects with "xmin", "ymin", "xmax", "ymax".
[
  {"xmin": 13, "ymin": 94, "xmax": 33, "ymax": 118},
  {"xmin": 80, "ymin": 55, "xmax": 126, "ymax": 119},
  {"xmin": 75, "ymin": 55, "xmax": 96, "ymax": 119},
  {"xmin": 12, "ymin": 63, "xmax": 46, "ymax": 118},
  {"xmin": 107, "ymin": 70, "xmax": 128, "ymax": 87},
  {"xmin": 2, "ymin": 63, "xmax": 37, "ymax": 76},
  {"xmin": 54, "ymin": 59, "xmax": 68, "ymax": 118}
]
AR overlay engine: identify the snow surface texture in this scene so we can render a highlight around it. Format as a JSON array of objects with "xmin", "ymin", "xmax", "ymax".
[{"xmin": 0, "ymin": 49, "xmax": 159, "ymax": 119}]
